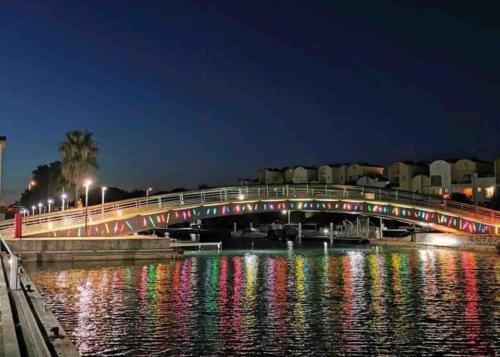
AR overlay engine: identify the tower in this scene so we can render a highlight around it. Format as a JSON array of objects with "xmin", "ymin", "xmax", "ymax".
[{"xmin": 0, "ymin": 136, "xmax": 5, "ymax": 205}]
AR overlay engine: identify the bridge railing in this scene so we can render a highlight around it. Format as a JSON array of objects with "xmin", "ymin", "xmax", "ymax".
[
  {"xmin": 0, "ymin": 184, "xmax": 499, "ymax": 238},
  {"xmin": 0, "ymin": 232, "xmax": 20, "ymax": 289}
]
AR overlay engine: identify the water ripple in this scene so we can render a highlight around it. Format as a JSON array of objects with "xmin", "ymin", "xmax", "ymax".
[{"xmin": 26, "ymin": 247, "xmax": 499, "ymax": 356}]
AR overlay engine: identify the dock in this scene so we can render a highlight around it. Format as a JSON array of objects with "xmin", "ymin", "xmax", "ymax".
[{"xmin": 170, "ymin": 241, "xmax": 222, "ymax": 251}]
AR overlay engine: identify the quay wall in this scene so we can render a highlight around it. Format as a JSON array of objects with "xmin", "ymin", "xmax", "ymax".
[
  {"xmin": 8, "ymin": 236, "xmax": 180, "ymax": 262},
  {"xmin": 374, "ymin": 233, "xmax": 499, "ymax": 252}
]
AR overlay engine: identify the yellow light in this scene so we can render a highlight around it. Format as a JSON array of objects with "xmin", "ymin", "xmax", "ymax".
[
  {"xmin": 117, "ymin": 209, "xmax": 123, "ymax": 216},
  {"xmin": 426, "ymin": 234, "xmax": 461, "ymax": 247}
]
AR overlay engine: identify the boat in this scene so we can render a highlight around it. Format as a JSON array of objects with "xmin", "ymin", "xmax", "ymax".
[{"xmin": 230, "ymin": 227, "xmax": 268, "ymax": 238}]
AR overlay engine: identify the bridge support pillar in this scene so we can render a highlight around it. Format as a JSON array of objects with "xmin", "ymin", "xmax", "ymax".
[{"xmin": 298, "ymin": 222, "xmax": 302, "ymax": 242}]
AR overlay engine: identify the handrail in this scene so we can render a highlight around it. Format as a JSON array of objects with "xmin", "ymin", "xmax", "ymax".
[
  {"xmin": 0, "ymin": 231, "xmax": 20, "ymax": 289},
  {"xmin": 0, "ymin": 184, "xmax": 498, "ymax": 238},
  {"xmin": 0, "ymin": 232, "xmax": 14, "ymax": 256}
]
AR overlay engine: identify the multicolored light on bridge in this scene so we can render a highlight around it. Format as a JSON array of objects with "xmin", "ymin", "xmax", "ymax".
[{"xmin": 47, "ymin": 199, "xmax": 495, "ymax": 237}]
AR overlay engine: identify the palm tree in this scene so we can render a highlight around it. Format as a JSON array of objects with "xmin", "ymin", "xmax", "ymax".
[{"xmin": 59, "ymin": 130, "xmax": 99, "ymax": 203}]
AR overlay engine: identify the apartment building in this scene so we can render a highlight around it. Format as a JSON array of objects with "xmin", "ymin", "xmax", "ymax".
[{"xmin": 388, "ymin": 161, "xmax": 429, "ymax": 192}]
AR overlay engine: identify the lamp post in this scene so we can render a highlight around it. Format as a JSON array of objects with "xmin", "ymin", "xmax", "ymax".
[
  {"xmin": 101, "ymin": 187, "xmax": 107, "ymax": 217},
  {"xmin": 61, "ymin": 193, "xmax": 67, "ymax": 211},
  {"xmin": 48, "ymin": 199, "xmax": 54, "ymax": 214},
  {"xmin": 31, "ymin": 206, "xmax": 36, "ymax": 216},
  {"xmin": 146, "ymin": 187, "xmax": 153, "ymax": 197},
  {"xmin": 28, "ymin": 180, "xmax": 36, "ymax": 191},
  {"xmin": 37, "ymin": 202, "xmax": 43, "ymax": 223},
  {"xmin": 282, "ymin": 210, "xmax": 291, "ymax": 224},
  {"xmin": 84, "ymin": 179, "xmax": 92, "ymax": 237}
]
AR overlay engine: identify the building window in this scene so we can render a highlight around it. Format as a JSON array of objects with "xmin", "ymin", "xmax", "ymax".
[
  {"xmin": 431, "ymin": 175, "xmax": 441, "ymax": 186},
  {"xmin": 477, "ymin": 187, "xmax": 482, "ymax": 193},
  {"xmin": 485, "ymin": 186, "xmax": 495, "ymax": 199},
  {"xmin": 463, "ymin": 187, "xmax": 473, "ymax": 198}
]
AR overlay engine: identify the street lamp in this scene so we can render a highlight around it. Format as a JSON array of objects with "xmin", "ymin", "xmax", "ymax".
[
  {"xmin": 281, "ymin": 209, "xmax": 291, "ymax": 224},
  {"xmin": 84, "ymin": 179, "xmax": 93, "ymax": 207},
  {"xmin": 101, "ymin": 187, "xmax": 107, "ymax": 216},
  {"xmin": 47, "ymin": 199, "xmax": 54, "ymax": 213},
  {"xmin": 37, "ymin": 202, "xmax": 43, "ymax": 215},
  {"xmin": 146, "ymin": 187, "xmax": 153, "ymax": 197},
  {"xmin": 61, "ymin": 193, "xmax": 68, "ymax": 211},
  {"xmin": 31, "ymin": 205, "xmax": 36, "ymax": 216},
  {"xmin": 84, "ymin": 179, "xmax": 93, "ymax": 237},
  {"xmin": 28, "ymin": 180, "xmax": 36, "ymax": 191}
]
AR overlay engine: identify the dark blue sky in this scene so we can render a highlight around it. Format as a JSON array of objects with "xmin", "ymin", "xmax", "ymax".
[{"xmin": 1, "ymin": 1, "xmax": 499, "ymax": 203}]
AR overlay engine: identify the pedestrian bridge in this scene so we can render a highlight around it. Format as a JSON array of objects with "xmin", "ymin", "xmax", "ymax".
[{"xmin": 1, "ymin": 185, "xmax": 499, "ymax": 239}]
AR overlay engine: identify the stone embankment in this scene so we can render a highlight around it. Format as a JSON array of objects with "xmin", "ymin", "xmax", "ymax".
[
  {"xmin": 373, "ymin": 233, "xmax": 499, "ymax": 252},
  {"xmin": 8, "ymin": 236, "xmax": 180, "ymax": 263}
]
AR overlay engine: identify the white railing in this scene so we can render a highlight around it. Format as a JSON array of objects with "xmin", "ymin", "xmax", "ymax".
[
  {"xmin": 0, "ymin": 232, "xmax": 20, "ymax": 289},
  {"xmin": 0, "ymin": 184, "xmax": 498, "ymax": 238}
]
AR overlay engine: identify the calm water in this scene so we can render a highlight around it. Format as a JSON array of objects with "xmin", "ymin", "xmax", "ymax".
[{"xmin": 27, "ymin": 247, "xmax": 499, "ymax": 356}]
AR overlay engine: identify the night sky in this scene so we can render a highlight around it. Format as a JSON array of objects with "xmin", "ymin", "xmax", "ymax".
[{"xmin": 1, "ymin": 1, "xmax": 499, "ymax": 203}]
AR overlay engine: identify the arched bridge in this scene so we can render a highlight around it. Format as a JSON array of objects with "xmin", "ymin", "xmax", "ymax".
[{"xmin": 1, "ymin": 185, "xmax": 499, "ymax": 239}]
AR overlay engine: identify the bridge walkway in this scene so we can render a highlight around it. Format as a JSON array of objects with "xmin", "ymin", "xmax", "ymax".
[{"xmin": 0, "ymin": 184, "xmax": 499, "ymax": 238}]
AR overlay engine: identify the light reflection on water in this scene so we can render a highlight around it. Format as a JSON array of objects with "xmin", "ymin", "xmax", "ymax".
[{"xmin": 26, "ymin": 247, "xmax": 499, "ymax": 356}]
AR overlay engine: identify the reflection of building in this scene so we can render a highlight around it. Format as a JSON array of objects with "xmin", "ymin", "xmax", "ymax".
[
  {"xmin": 430, "ymin": 158, "xmax": 495, "ymax": 203},
  {"xmin": 388, "ymin": 161, "xmax": 429, "ymax": 192},
  {"xmin": 0, "ymin": 136, "xmax": 5, "ymax": 205}
]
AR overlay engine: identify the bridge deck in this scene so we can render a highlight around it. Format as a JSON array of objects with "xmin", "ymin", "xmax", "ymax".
[{"xmin": 1, "ymin": 184, "xmax": 499, "ymax": 238}]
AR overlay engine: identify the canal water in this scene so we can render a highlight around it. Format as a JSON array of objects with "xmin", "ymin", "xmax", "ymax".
[{"xmin": 26, "ymin": 247, "xmax": 499, "ymax": 356}]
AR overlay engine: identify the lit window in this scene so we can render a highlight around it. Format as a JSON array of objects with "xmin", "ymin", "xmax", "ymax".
[
  {"xmin": 477, "ymin": 187, "xmax": 482, "ymax": 193},
  {"xmin": 485, "ymin": 186, "xmax": 495, "ymax": 199}
]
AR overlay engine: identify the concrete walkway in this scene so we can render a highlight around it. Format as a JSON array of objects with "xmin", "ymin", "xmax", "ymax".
[{"xmin": 0, "ymin": 254, "xmax": 21, "ymax": 357}]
